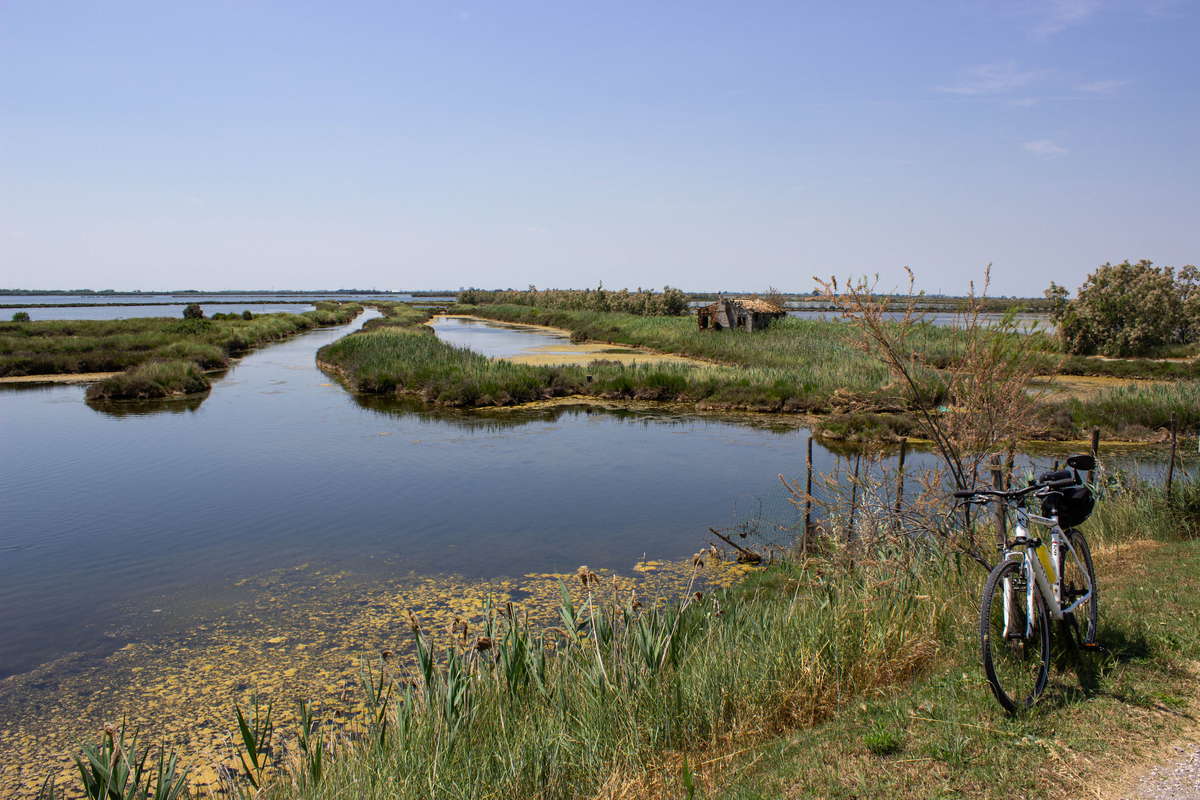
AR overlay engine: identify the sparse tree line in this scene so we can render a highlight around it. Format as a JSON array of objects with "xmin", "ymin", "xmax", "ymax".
[
  {"xmin": 457, "ymin": 285, "xmax": 690, "ymax": 316},
  {"xmin": 1046, "ymin": 260, "xmax": 1200, "ymax": 357}
]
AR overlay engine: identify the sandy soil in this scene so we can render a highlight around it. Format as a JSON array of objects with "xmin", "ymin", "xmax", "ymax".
[
  {"xmin": 429, "ymin": 314, "xmax": 716, "ymax": 368},
  {"xmin": 0, "ymin": 372, "xmax": 120, "ymax": 385}
]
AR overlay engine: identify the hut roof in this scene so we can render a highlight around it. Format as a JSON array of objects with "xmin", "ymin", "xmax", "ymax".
[
  {"xmin": 700, "ymin": 298, "xmax": 785, "ymax": 314},
  {"xmin": 736, "ymin": 298, "xmax": 786, "ymax": 313}
]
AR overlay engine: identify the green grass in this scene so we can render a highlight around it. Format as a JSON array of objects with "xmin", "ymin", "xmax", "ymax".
[
  {"xmin": 1067, "ymin": 381, "xmax": 1200, "ymax": 437},
  {"xmin": 85, "ymin": 359, "xmax": 211, "ymax": 400},
  {"xmin": 712, "ymin": 484, "xmax": 1200, "ymax": 799}
]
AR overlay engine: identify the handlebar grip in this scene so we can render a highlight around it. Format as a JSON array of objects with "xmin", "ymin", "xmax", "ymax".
[
  {"xmin": 1045, "ymin": 477, "xmax": 1077, "ymax": 490},
  {"xmin": 954, "ymin": 490, "xmax": 977, "ymax": 498}
]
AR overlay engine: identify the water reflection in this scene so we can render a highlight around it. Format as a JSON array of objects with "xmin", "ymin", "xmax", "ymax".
[{"xmin": 85, "ymin": 392, "xmax": 210, "ymax": 417}]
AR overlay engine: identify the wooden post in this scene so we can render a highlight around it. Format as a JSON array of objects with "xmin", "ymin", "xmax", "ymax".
[
  {"xmin": 804, "ymin": 436, "xmax": 814, "ymax": 553},
  {"xmin": 1089, "ymin": 428, "xmax": 1100, "ymax": 485},
  {"xmin": 990, "ymin": 453, "xmax": 1005, "ymax": 552},
  {"xmin": 1166, "ymin": 415, "xmax": 1178, "ymax": 501},
  {"xmin": 894, "ymin": 437, "xmax": 908, "ymax": 524},
  {"xmin": 848, "ymin": 452, "xmax": 861, "ymax": 541}
]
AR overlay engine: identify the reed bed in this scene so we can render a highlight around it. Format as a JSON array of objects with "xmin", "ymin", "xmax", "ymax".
[{"xmin": 246, "ymin": 556, "xmax": 962, "ymax": 800}]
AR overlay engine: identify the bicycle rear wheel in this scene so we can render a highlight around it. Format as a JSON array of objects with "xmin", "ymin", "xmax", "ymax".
[
  {"xmin": 1059, "ymin": 528, "xmax": 1098, "ymax": 645},
  {"xmin": 980, "ymin": 559, "xmax": 1050, "ymax": 713}
]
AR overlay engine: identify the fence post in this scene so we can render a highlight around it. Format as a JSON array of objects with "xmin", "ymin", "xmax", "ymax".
[
  {"xmin": 1166, "ymin": 415, "xmax": 1178, "ymax": 501},
  {"xmin": 990, "ymin": 453, "xmax": 1005, "ymax": 552},
  {"xmin": 804, "ymin": 436, "xmax": 814, "ymax": 553},
  {"xmin": 1089, "ymin": 428, "xmax": 1100, "ymax": 485},
  {"xmin": 848, "ymin": 452, "xmax": 861, "ymax": 542},
  {"xmin": 894, "ymin": 437, "xmax": 908, "ymax": 530}
]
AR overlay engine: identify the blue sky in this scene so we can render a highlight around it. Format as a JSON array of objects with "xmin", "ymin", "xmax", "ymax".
[{"xmin": 1, "ymin": 1, "xmax": 1196, "ymax": 295}]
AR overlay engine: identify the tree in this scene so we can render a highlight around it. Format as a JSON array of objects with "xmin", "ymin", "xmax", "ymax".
[
  {"xmin": 1049, "ymin": 260, "xmax": 1194, "ymax": 357},
  {"xmin": 182, "ymin": 303, "xmax": 205, "ymax": 320},
  {"xmin": 12, "ymin": 311, "xmax": 31, "ymax": 322}
]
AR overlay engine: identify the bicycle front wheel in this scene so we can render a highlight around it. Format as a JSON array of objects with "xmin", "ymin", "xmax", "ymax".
[
  {"xmin": 1059, "ymin": 528, "xmax": 1098, "ymax": 645},
  {"xmin": 980, "ymin": 559, "xmax": 1050, "ymax": 713}
]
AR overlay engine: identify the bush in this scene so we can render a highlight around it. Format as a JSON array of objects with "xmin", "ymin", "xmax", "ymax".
[
  {"xmin": 11, "ymin": 311, "xmax": 31, "ymax": 322},
  {"xmin": 242, "ymin": 309, "xmax": 254, "ymax": 320},
  {"xmin": 1047, "ymin": 261, "xmax": 1199, "ymax": 356},
  {"xmin": 182, "ymin": 303, "xmax": 204, "ymax": 320}
]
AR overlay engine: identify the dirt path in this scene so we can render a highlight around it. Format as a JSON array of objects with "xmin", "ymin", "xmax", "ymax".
[{"xmin": 1121, "ymin": 744, "xmax": 1200, "ymax": 799}]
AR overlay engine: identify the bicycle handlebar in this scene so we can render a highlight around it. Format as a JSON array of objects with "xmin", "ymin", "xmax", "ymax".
[{"xmin": 953, "ymin": 474, "xmax": 1080, "ymax": 502}]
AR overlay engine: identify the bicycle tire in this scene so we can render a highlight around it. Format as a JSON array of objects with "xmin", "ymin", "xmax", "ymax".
[
  {"xmin": 1059, "ymin": 528, "xmax": 1098, "ymax": 645},
  {"xmin": 980, "ymin": 559, "xmax": 1051, "ymax": 713}
]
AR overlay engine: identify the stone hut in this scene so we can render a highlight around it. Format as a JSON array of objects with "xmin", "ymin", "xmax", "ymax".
[{"xmin": 697, "ymin": 297, "xmax": 786, "ymax": 331}]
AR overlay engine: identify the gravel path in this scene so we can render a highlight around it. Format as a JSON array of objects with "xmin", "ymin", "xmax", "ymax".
[{"xmin": 1123, "ymin": 744, "xmax": 1200, "ymax": 799}]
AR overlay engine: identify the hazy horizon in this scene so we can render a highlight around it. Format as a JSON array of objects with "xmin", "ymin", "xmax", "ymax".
[{"xmin": 3, "ymin": 1, "xmax": 1197, "ymax": 296}]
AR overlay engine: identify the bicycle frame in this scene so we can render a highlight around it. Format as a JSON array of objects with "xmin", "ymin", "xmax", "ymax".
[{"xmin": 1000, "ymin": 504, "xmax": 1094, "ymax": 638}]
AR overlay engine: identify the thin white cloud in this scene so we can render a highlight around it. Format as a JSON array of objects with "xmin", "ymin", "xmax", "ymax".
[
  {"xmin": 1033, "ymin": 0, "xmax": 1102, "ymax": 38},
  {"xmin": 1024, "ymin": 139, "xmax": 1069, "ymax": 156},
  {"xmin": 1076, "ymin": 79, "xmax": 1131, "ymax": 93},
  {"xmin": 938, "ymin": 62, "xmax": 1043, "ymax": 95},
  {"xmin": 1011, "ymin": 97, "xmax": 1041, "ymax": 107}
]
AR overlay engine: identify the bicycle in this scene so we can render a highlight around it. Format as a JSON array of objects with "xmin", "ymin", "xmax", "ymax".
[{"xmin": 954, "ymin": 453, "xmax": 1099, "ymax": 713}]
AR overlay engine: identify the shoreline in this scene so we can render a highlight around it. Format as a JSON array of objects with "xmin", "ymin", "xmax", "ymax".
[{"xmin": 0, "ymin": 371, "xmax": 121, "ymax": 385}]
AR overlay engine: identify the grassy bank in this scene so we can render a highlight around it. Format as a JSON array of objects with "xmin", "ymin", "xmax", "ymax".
[
  {"xmin": 54, "ymin": 477, "xmax": 1200, "ymax": 799},
  {"xmin": 320, "ymin": 303, "xmax": 1197, "ymax": 441},
  {"xmin": 319, "ymin": 304, "xmax": 948, "ymax": 413},
  {"xmin": 2, "ymin": 302, "xmax": 363, "ymax": 400}
]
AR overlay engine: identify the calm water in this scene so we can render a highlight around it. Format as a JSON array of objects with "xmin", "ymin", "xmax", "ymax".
[
  {"xmin": 4, "ymin": 303, "xmax": 315, "ymax": 321},
  {"xmin": 1, "ymin": 292, "xmax": 455, "ymax": 321},
  {"xmin": 0, "ymin": 312, "xmax": 820, "ymax": 679},
  {"xmin": 0, "ymin": 293, "xmax": 454, "ymax": 305},
  {"xmin": 429, "ymin": 315, "xmax": 574, "ymax": 358},
  {"xmin": 0, "ymin": 311, "xmax": 1183, "ymax": 683}
]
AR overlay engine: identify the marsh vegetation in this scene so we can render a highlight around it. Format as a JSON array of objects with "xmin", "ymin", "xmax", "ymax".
[
  {"xmin": 3, "ymin": 303, "xmax": 362, "ymax": 400},
  {"xmin": 318, "ymin": 296, "xmax": 1197, "ymax": 443}
]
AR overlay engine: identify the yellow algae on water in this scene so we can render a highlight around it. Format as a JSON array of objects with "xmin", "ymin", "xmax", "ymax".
[{"xmin": 0, "ymin": 554, "xmax": 731, "ymax": 799}]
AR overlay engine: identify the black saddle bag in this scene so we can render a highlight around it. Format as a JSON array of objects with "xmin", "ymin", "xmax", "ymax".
[{"xmin": 1040, "ymin": 483, "xmax": 1095, "ymax": 528}]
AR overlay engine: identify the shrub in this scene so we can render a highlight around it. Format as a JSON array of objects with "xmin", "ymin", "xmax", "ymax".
[
  {"xmin": 11, "ymin": 311, "xmax": 30, "ymax": 322},
  {"xmin": 1047, "ymin": 261, "xmax": 1199, "ymax": 356},
  {"xmin": 182, "ymin": 303, "xmax": 204, "ymax": 320},
  {"xmin": 242, "ymin": 309, "xmax": 254, "ymax": 320}
]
